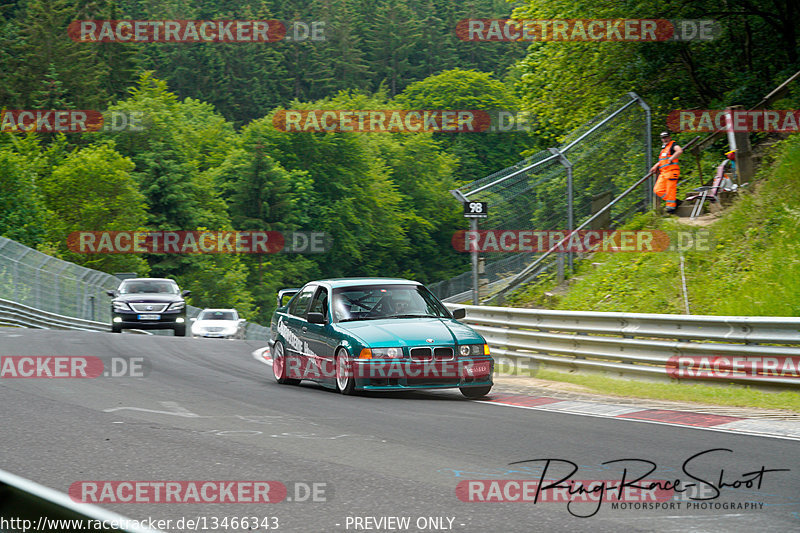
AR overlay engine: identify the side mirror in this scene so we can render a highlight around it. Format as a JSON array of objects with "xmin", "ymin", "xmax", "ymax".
[
  {"xmin": 307, "ymin": 312, "xmax": 326, "ymax": 324},
  {"xmin": 190, "ymin": 317, "xmax": 197, "ymax": 322},
  {"xmin": 277, "ymin": 289, "xmax": 300, "ymax": 307},
  {"xmin": 451, "ymin": 308, "xmax": 467, "ymax": 320},
  {"xmin": 238, "ymin": 319, "xmax": 246, "ymax": 324},
  {"xmin": 106, "ymin": 290, "xmax": 118, "ymax": 297},
  {"xmin": 181, "ymin": 290, "xmax": 191, "ymax": 297}
]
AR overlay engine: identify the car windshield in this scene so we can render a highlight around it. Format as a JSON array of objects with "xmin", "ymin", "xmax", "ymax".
[
  {"xmin": 120, "ymin": 281, "xmax": 179, "ymax": 294},
  {"xmin": 332, "ymin": 284, "xmax": 450, "ymax": 322},
  {"xmin": 198, "ymin": 311, "xmax": 236, "ymax": 321}
]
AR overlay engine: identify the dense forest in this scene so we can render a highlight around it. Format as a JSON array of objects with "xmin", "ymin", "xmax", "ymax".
[{"xmin": 1, "ymin": 0, "xmax": 798, "ymax": 322}]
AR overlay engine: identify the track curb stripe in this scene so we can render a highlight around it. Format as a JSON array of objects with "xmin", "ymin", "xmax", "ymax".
[{"xmin": 481, "ymin": 393, "xmax": 800, "ymax": 441}]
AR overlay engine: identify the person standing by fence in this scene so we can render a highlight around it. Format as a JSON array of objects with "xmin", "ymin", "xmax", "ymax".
[{"xmin": 651, "ymin": 131, "xmax": 683, "ymax": 214}]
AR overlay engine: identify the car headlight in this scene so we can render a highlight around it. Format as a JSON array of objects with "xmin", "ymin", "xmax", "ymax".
[
  {"xmin": 168, "ymin": 301, "xmax": 185, "ymax": 310},
  {"xmin": 459, "ymin": 344, "xmax": 489, "ymax": 357},
  {"xmin": 112, "ymin": 301, "xmax": 130, "ymax": 311},
  {"xmin": 367, "ymin": 347, "xmax": 404, "ymax": 359}
]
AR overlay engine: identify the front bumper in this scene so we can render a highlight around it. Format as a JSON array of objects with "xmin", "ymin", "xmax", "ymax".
[
  {"xmin": 193, "ymin": 332, "xmax": 237, "ymax": 339},
  {"xmin": 112, "ymin": 310, "xmax": 185, "ymax": 329},
  {"xmin": 353, "ymin": 357, "xmax": 493, "ymax": 390}
]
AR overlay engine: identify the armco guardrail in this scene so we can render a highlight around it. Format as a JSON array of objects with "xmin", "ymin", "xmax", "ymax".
[
  {"xmin": 0, "ymin": 468, "xmax": 163, "ymax": 533},
  {"xmin": 0, "ymin": 297, "xmax": 111, "ymax": 332},
  {"xmin": 446, "ymin": 304, "xmax": 800, "ymax": 387},
  {"xmin": 0, "ymin": 296, "xmax": 270, "ymax": 340},
  {"xmin": 0, "ymin": 237, "xmax": 270, "ymax": 340}
]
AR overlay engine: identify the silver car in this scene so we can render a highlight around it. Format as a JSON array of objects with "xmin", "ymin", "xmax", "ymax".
[{"xmin": 191, "ymin": 309, "xmax": 245, "ymax": 339}]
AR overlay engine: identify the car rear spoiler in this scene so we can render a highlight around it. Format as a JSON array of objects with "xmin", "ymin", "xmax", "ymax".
[{"xmin": 276, "ymin": 288, "xmax": 300, "ymax": 308}]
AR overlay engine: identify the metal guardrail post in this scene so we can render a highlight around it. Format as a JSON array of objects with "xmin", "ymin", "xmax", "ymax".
[{"xmin": 13, "ymin": 259, "xmax": 19, "ymax": 302}]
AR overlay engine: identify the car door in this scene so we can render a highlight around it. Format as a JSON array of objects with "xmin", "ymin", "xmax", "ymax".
[
  {"xmin": 281, "ymin": 284, "xmax": 316, "ymax": 379},
  {"xmin": 302, "ymin": 286, "xmax": 336, "ymax": 383}
]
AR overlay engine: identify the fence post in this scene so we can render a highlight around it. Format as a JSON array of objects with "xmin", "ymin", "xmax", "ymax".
[
  {"xmin": 725, "ymin": 106, "xmax": 754, "ymax": 184},
  {"xmin": 630, "ymin": 92, "xmax": 653, "ymax": 207},
  {"xmin": 549, "ymin": 148, "xmax": 574, "ymax": 271},
  {"xmin": 470, "ymin": 217, "xmax": 479, "ymax": 305}
]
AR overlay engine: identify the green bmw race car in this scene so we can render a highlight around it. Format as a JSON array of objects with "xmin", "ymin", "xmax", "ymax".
[{"xmin": 268, "ymin": 278, "xmax": 493, "ymax": 398}]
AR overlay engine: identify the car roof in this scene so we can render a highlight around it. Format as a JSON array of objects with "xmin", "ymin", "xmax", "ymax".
[
  {"xmin": 313, "ymin": 278, "xmax": 422, "ymax": 289},
  {"xmin": 199, "ymin": 308, "xmax": 237, "ymax": 313},
  {"xmin": 120, "ymin": 278, "xmax": 177, "ymax": 283}
]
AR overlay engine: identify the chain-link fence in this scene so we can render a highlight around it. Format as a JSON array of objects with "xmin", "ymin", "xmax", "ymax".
[
  {"xmin": 431, "ymin": 92, "xmax": 651, "ymax": 302},
  {"xmin": 0, "ymin": 236, "xmax": 269, "ymax": 340}
]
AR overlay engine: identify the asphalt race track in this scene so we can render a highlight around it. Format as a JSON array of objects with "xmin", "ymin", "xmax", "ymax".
[{"xmin": 1, "ymin": 328, "xmax": 798, "ymax": 532}]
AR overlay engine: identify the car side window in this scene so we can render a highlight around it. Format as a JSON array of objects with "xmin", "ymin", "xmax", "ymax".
[
  {"xmin": 289, "ymin": 286, "xmax": 315, "ymax": 317},
  {"xmin": 308, "ymin": 287, "xmax": 329, "ymax": 320}
]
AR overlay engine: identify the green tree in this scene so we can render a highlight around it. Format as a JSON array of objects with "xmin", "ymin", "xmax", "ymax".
[
  {"xmin": 364, "ymin": 1, "xmax": 423, "ymax": 96},
  {"xmin": 38, "ymin": 142, "xmax": 150, "ymax": 274},
  {"xmin": 100, "ymin": 73, "xmax": 233, "ymax": 231},
  {"xmin": 397, "ymin": 68, "xmax": 542, "ymax": 181},
  {"xmin": 0, "ymin": 146, "xmax": 47, "ymax": 247},
  {"xmin": 511, "ymin": 0, "xmax": 800, "ymax": 137}
]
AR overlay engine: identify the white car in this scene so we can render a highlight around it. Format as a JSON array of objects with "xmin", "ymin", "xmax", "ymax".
[{"xmin": 191, "ymin": 309, "xmax": 245, "ymax": 339}]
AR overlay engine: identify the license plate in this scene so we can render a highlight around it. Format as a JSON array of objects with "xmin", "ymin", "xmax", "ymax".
[
  {"xmin": 137, "ymin": 314, "xmax": 160, "ymax": 320},
  {"xmin": 465, "ymin": 362, "xmax": 490, "ymax": 376}
]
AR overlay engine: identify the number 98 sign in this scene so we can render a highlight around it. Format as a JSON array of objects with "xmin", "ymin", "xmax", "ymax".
[{"xmin": 464, "ymin": 201, "xmax": 488, "ymax": 218}]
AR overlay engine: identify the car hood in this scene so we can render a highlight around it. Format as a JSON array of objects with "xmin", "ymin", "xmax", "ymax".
[
  {"xmin": 193, "ymin": 319, "xmax": 238, "ymax": 329},
  {"xmin": 115, "ymin": 294, "xmax": 183, "ymax": 303},
  {"xmin": 335, "ymin": 317, "xmax": 484, "ymax": 347}
]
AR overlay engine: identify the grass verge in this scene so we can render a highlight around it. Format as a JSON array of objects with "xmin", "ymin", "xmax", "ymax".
[
  {"xmin": 527, "ymin": 368, "xmax": 800, "ymax": 413},
  {"xmin": 511, "ymin": 132, "xmax": 800, "ymax": 315}
]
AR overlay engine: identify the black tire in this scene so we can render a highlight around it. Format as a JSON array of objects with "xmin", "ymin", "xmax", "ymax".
[
  {"xmin": 335, "ymin": 348, "xmax": 356, "ymax": 395},
  {"xmin": 174, "ymin": 324, "xmax": 186, "ymax": 336},
  {"xmin": 273, "ymin": 342, "xmax": 300, "ymax": 385},
  {"xmin": 111, "ymin": 324, "xmax": 121, "ymax": 333},
  {"xmin": 460, "ymin": 385, "xmax": 492, "ymax": 399}
]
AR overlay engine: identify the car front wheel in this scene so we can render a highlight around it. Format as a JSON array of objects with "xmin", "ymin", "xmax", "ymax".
[
  {"xmin": 273, "ymin": 342, "xmax": 300, "ymax": 385},
  {"xmin": 174, "ymin": 324, "xmax": 186, "ymax": 336},
  {"xmin": 336, "ymin": 349, "xmax": 356, "ymax": 395},
  {"xmin": 460, "ymin": 385, "xmax": 492, "ymax": 399}
]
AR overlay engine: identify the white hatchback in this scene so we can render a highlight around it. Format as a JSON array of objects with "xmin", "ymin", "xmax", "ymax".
[{"xmin": 191, "ymin": 309, "xmax": 245, "ymax": 339}]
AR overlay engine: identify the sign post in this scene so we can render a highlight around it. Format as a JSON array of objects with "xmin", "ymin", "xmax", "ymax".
[{"xmin": 463, "ymin": 202, "xmax": 488, "ymax": 305}]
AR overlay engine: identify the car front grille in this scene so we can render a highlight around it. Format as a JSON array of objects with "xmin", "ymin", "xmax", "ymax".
[
  {"xmin": 409, "ymin": 347, "xmax": 454, "ymax": 361},
  {"xmin": 130, "ymin": 303, "xmax": 169, "ymax": 313}
]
